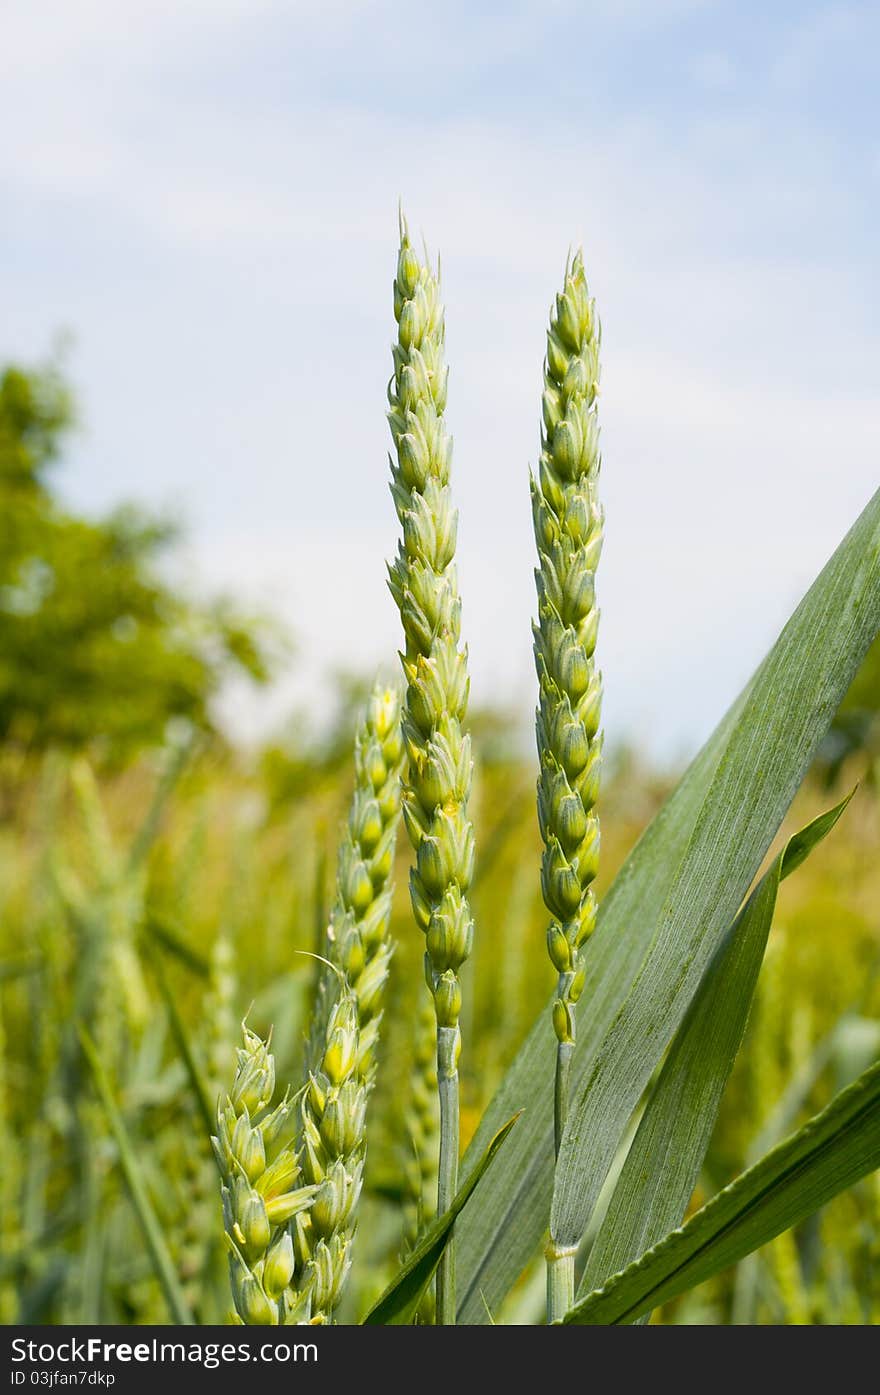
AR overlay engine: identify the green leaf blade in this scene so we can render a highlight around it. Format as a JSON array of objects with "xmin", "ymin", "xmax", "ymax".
[
  {"xmin": 457, "ymin": 490, "xmax": 880, "ymax": 1322},
  {"xmin": 580, "ymin": 792, "xmax": 853, "ymax": 1302},
  {"xmin": 455, "ymin": 706, "xmax": 739, "ymax": 1321},
  {"xmin": 552, "ymin": 493, "xmax": 880, "ymax": 1250},
  {"xmin": 565, "ymin": 1057, "xmax": 880, "ymax": 1325},
  {"xmin": 79, "ymin": 1028, "xmax": 194, "ymax": 1326},
  {"xmin": 363, "ymin": 1113, "xmax": 520, "ymax": 1325},
  {"xmin": 148, "ymin": 944, "xmax": 216, "ymax": 1142}
]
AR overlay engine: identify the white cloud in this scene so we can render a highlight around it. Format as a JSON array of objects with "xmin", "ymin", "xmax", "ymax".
[{"xmin": 2, "ymin": 4, "xmax": 876, "ymax": 759}]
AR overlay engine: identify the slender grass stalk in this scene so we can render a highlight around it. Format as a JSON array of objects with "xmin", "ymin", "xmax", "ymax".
[
  {"xmin": 0, "ymin": 995, "xmax": 18, "ymax": 1322},
  {"xmin": 386, "ymin": 216, "xmax": 475, "ymax": 1324},
  {"xmin": 205, "ymin": 929, "xmax": 238, "ymax": 1102},
  {"xmin": 401, "ymin": 996, "xmax": 440, "ymax": 1234},
  {"xmin": 531, "ymin": 251, "xmax": 602, "ymax": 1323},
  {"xmin": 188, "ymin": 930, "xmax": 237, "ymax": 1316},
  {"xmin": 400, "ymin": 993, "xmax": 440, "ymax": 1322},
  {"xmin": 66, "ymin": 758, "xmax": 151, "ymax": 1045},
  {"xmin": 213, "ymin": 1024, "xmax": 317, "ymax": 1325},
  {"xmin": 159, "ymin": 931, "xmax": 236, "ymax": 1317},
  {"xmin": 80, "ymin": 1028, "xmax": 194, "ymax": 1325},
  {"xmin": 53, "ymin": 762, "xmax": 150, "ymax": 1321}
]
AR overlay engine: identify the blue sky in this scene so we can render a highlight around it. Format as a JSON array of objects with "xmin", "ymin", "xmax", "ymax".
[{"xmin": 3, "ymin": 2, "xmax": 878, "ymax": 759}]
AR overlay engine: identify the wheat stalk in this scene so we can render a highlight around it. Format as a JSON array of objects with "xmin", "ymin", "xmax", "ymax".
[
  {"xmin": 386, "ymin": 215, "xmax": 475, "ymax": 1324},
  {"xmin": 531, "ymin": 250, "xmax": 602, "ymax": 1322},
  {"xmin": 178, "ymin": 931, "xmax": 238, "ymax": 1316},
  {"xmin": 0, "ymin": 995, "xmax": 18, "ymax": 1322},
  {"xmin": 294, "ymin": 683, "xmax": 403, "ymax": 1319},
  {"xmin": 205, "ymin": 930, "xmax": 238, "ymax": 1102},
  {"xmin": 400, "ymin": 991, "xmax": 440, "ymax": 1323},
  {"xmin": 308, "ymin": 682, "xmax": 404, "ymax": 1083}
]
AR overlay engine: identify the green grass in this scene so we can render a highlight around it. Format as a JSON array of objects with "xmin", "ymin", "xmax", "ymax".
[{"xmin": 0, "ymin": 735, "xmax": 878, "ymax": 1324}]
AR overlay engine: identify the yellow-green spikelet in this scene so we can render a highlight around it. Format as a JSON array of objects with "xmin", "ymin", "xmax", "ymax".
[
  {"xmin": 213, "ymin": 1027, "xmax": 317, "ymax": 1325},
  {"xmin": 312, "ymin": 683, "xmax": 404, "ymax": 1082},
  {"xmin": 295, "ymin": 989, "xmax": 367, "ymax": 1320},
  {"xmin": 532, "ymin": 251, "xmax": 603, "ymax": 1046},
  {"xmin": 386, "ymin": 225, "xmax": 475, "ymax": 1031}
]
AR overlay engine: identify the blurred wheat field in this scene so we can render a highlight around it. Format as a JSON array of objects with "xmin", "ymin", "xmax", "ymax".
[{"xmin": 1, "ymin": 732, "xmax": 877, "ymax": 1325}]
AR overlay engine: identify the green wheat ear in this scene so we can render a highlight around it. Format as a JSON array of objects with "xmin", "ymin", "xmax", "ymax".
[
  {"xmin": 213, "ymin": 1025, "xmax": 317, "ymax": 1325},
  {"xmin": 533, "ymin": 249, "xmax": 603, "ymax": 1065},
  {"xmin": 295, "ymin": 983, "xmax": 366, "ymax": 1322},
  {"xmin": 292, "ymin": 682, "xmax": 403, "ymax": 1320},
  {"xmin": 532, "ymin": 250, "xmax": 603, "ymax": 1320},
  {"xmin": 386, "ymin": 214, "xmax": 475, "ymax": 1324},
  {"xmin": 308, "ymin": 682, "xmax": 404, "ymax": 1083}
]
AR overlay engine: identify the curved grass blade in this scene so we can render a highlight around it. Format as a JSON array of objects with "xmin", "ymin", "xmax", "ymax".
[
  {"xmin": 127, "ymin": 737, "xmax": 193, "ymax": 873},
  {"xmin": 458, "ymin": 488, "xmax": 880, "ymax": 1322},
  {"xmin": 363, "ymin": 1112, "xmax": 521, "ymax": 1325},
  {"xmin": 147, "ymin": 944, "xmax": 216, "ymax": 1141},
  {"xmin": 78, "ymin": 1027, "xmax": 194, "ymax": 1325},
  {"xmin": 580, "ymin": 792, "xmax": 853, "ymax": 1302},
  {"xmin": 552, "ymin": 491, "xmax": 880, "ymax": 1251},
  {"xmin": 0, "ymin": 955, "xmax": 42, "ymax": 983},
  {"xmin": 731, "ymin": 999, "xmax": 876, "ymax": 1323},
  {"xmin": 565, "ymin": 1057, "xmax": 880, "ymax": 1325},
  {"xmin": 144, "ymin": 910, "xmax": 209, "ymax": 977}
]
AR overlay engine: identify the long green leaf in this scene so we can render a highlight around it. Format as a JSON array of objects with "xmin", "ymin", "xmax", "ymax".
[
  {"xmin": 580, "ymin": 792, "xmax": 852, "ymax": 1300},
  {"xmin": 363, "ymin": 1113, "xmax": 520, "ymax": 1325},
  {"xmin": 78, "ymin": 1028, "xmax": 194, "ymax": 1325},
  {"xmin": 458, "ymin": 488, "xmax": 880, "ymax": 1321},
  {"xmin": 144, "ymin": 910, "xmax": 209, "ymax": 977},
  {"xmin": 456, "ymin": 701, "xmax": 743, "ymax": 1321},
  {"xmin": 0, "ymin": 955, "xmax": 42, "ymax": 983},
  {"xmin": 731, "ymin": 1000, "xmax": 876, "ymax": 1323},
  {"xmin": 553, "ymin": 492, "xmax": 880, "ymax": 1249},
  {"xmin": 148, "ymin": 945, "xmax": 216, "ymax": 1141},
  {"xmin": 564, "ymin": 1057, "xmax": 880, "ymax": 1324},
  {"xmin": 127, "ymin": 738, "xmax": 192, "ymax": 873}
]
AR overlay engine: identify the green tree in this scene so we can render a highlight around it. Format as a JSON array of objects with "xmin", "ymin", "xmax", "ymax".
[{"xmin": 0, "ymin": 358, "xmax": 274, "ymax": 754}]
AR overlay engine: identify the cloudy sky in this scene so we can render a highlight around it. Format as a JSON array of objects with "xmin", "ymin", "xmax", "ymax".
[{"xmin": 3, "ymin": 2, "xmax": 878, "ymax": 760}]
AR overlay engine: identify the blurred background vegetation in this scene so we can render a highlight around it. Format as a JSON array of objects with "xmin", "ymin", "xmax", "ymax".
[{"xmin": 1, "ymin": 359, "xmax": 878, "ymax": 1325}]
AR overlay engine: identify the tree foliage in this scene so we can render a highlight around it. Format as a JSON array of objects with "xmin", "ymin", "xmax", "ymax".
[{"xmin": 0, "ymin": 359, "xmax": 273, "ymax": 755}]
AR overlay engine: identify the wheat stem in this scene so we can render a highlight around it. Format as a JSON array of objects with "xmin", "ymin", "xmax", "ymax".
[
  {"xmin": 399, "ymin": 991, "xmax": 439, "ymax": 1322},
  {"xmin": 387, "ymin": 216, "xmax": 475, "ymax": 1325},
  {"xmin": 553, "ymin": 1039, "xmax": 573, "ymax": 1158},
  {"xmin": 436, "ymin": 1023, "xmax": 460, "ymax": 1323},
  {"xmin": 531, "ymin": 250, "xmax": 602, "ymax": 1320},
  {"xmin": 545, "ymin": 1240, "xmax": 576, "ymax": 1324}
]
